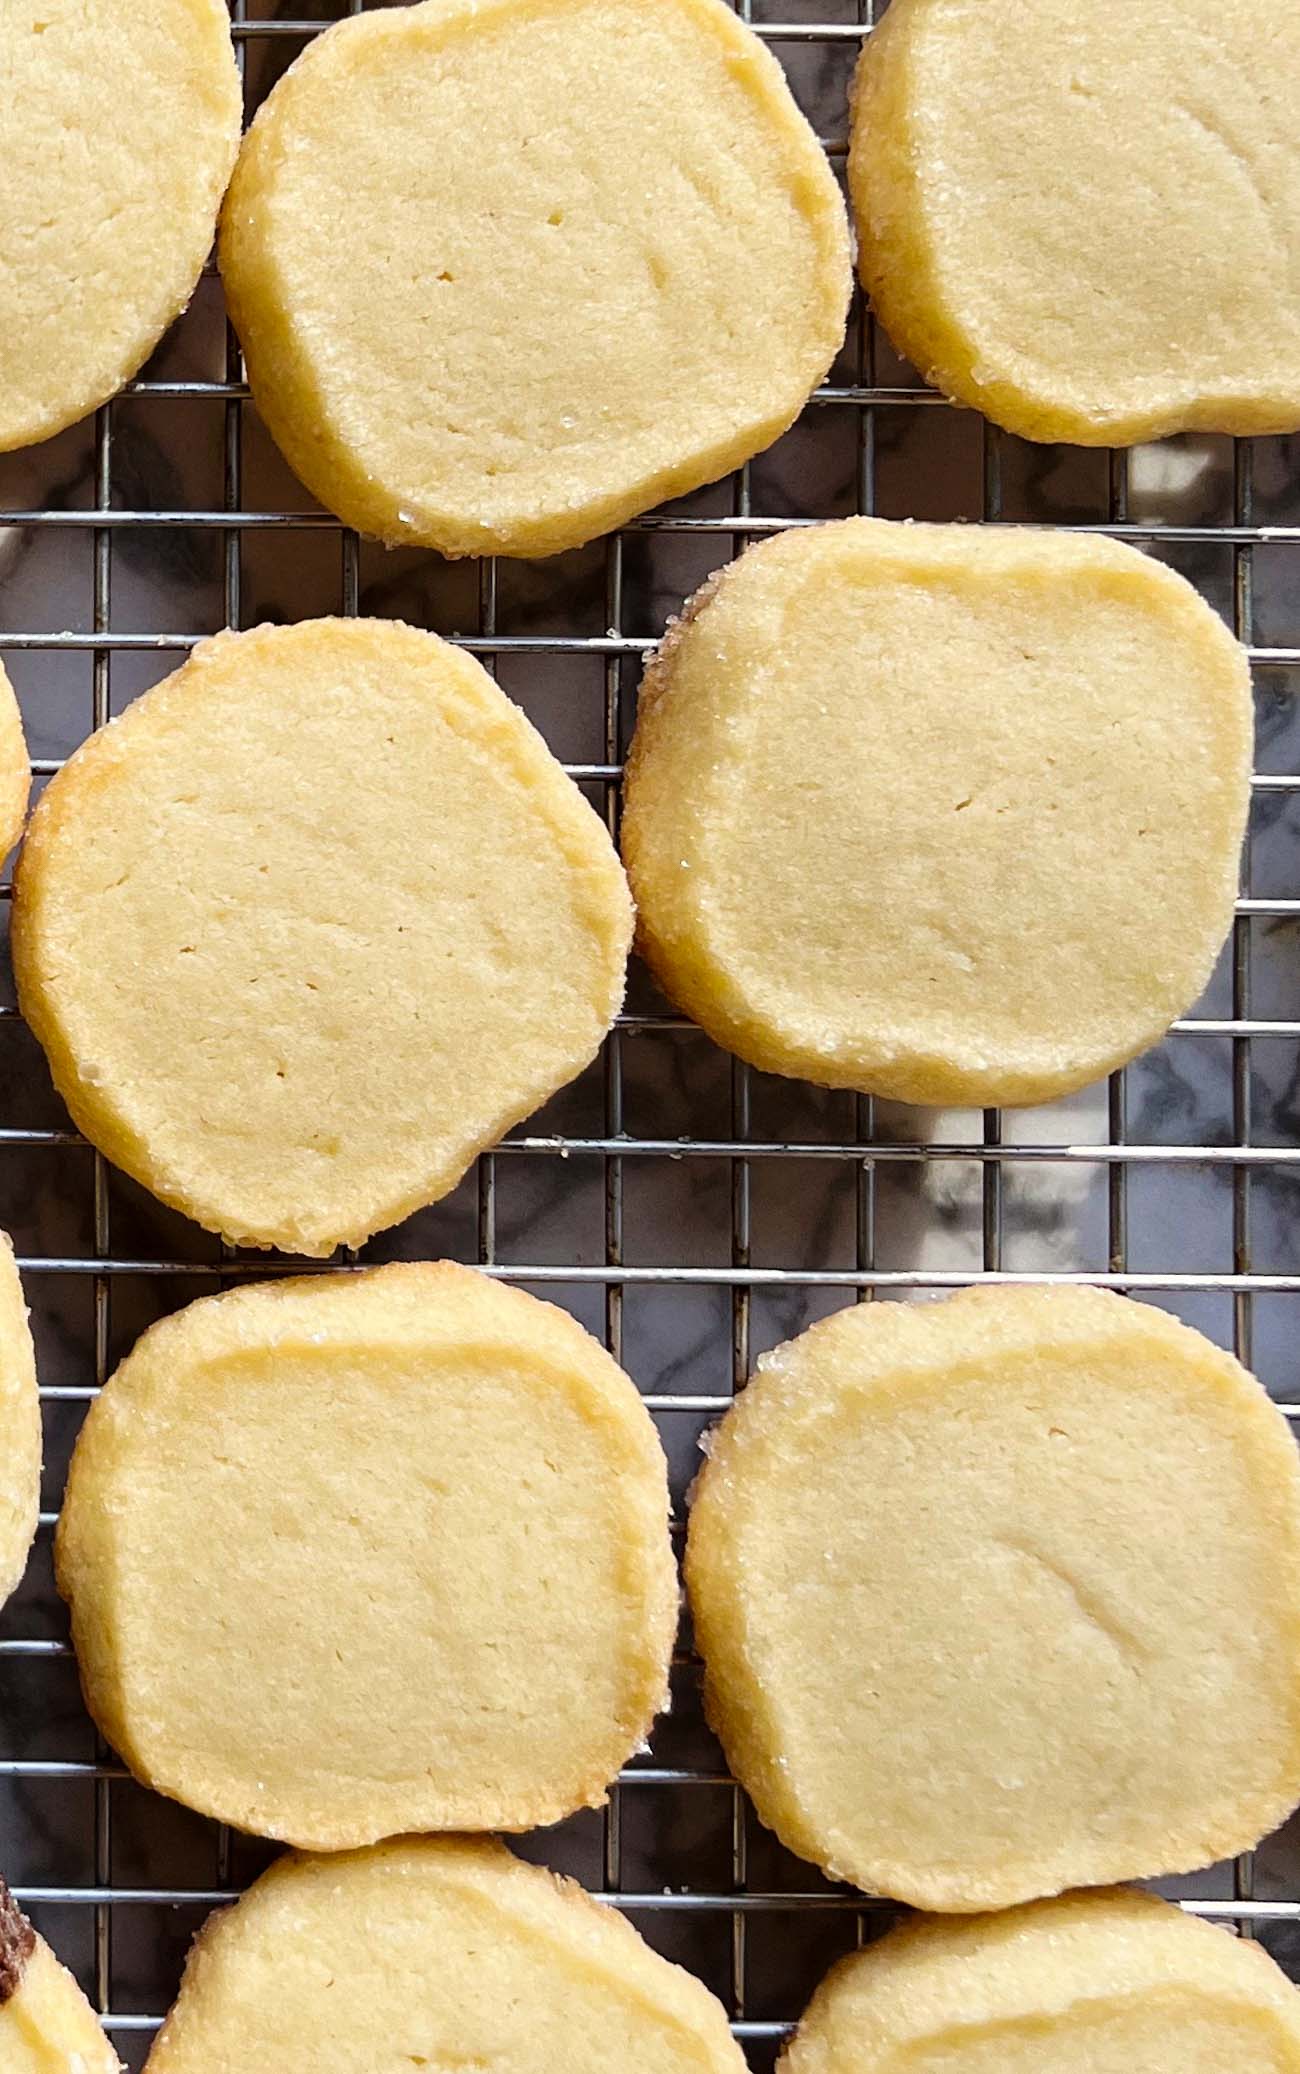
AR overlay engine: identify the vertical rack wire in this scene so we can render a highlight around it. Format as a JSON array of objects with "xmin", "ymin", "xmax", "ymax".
[
  {"xmin": 851, "ymin": 1, "xmax": 878, "ymax": 1996},
  {"xmin": 341, "ymin": 0, "xmax": 366, "ymax": 620},
  {"xmin": 1232, "ymin": 436, "xmax": 1257, "ymax": 1925},
  {"xmin": 728, "ymin": 1, "xmax": 754, "ymax": 2035},
  {"xmin": 1107, "ymin": 447, "xmax": 1131, "ymax": 1310},
  {"xmin": 476, "ymin": 555, "xmax": 499, "ymax": 1277},
  {"xmin": 210, "ymin": 0, "xmax": 249, "ymax": 1915},
  {"xmin": 853, "ymin": 236, "xmax": 877, "ymax": 1320},
  {"xmin": 602, "ymin": 525, "xmax": 625, "ymax": 1904},
  {"xmin": 979, "ymin": 422, "xmax": 1005, "ymax": 1281},
  {"xmin": 90, "ymin": 394, "xmax": 113, "ymax": 2034}
]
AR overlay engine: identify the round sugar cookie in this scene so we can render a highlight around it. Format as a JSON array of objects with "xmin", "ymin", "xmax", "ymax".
[
  {"xmin": 780, "ymin": 1889, "xmax": 1300, "ymax": 2074},
  {"xmin": 56, "ymin": 1263, "xmax": 677, "ymax": 1848},
  {"xmin": 219, "ymin": 0, "xmax": 850, "ymax": 560},
  {"xmin": 685, "ymin": 1285, "xmax": 1300, "ymax": 1912},
  {"xmin": 13, "ymin": 617, "xmax": 632, "ymax": 1256},
  {"xmin": 848, "ymin": 0, "xmax": 1300, "ymax": 446},
  {"xmin": 0, "ymin": 664, "xmax": 31, "ymax": 861},
  {"xmin": 146, "ymin": 1836, "xmax": 745, "ymax": 2074},
  {"xmin": 0, "ymin": 1234, "xmax": 40, "ymax": 1616},
  {"xmin": 0, "ymin": 0, "xmax": 240, "ymax": 451},
  {"xmin": 0, "ymin": 1881, "xmax": 120, "ymax": 2074},
  {"xmin": 621, "ymin": 519, "xmax": 1251, "ymax": 1109}
]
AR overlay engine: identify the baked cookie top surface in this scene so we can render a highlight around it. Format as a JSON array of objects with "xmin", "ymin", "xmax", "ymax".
[
  {"xmin": 621, "ymin": 519, "xmax": 1251, "ymax": 1109},
  {"xmin": 146, "ymin": 1837, "xmax": 745, "ymax": 2074},
  {"xmin": 685, "ymin": 1285, "xmax": 1300, "ymax": 1911},
  {"xmin": 219, "ymin": 0, "xmax": 850, "ymax": 558},
  {"xmin": 849, "ymin": 0, "xmax": 1300, "ymax": 444},
  {"xmin": 13, "ymin": 617, "xmax": 632, "ymax": 1255},
  {"xmin": 0, "ymin": 1234, "xmax": 40, "ymax": 1619},
  {"xmin": 781, "ymin": 1889, "xmax": 1300, "ymax": 2074},
  {"xmin": 56, "ymin": 1263, "xmax": 678, "ymax": 1849},
  {"xmin": 0, "ymin": 1880, "xmax": 120, "ymax": 2074},
  {"xmin": 0, "ymin": 0, "xmax": 240, "ymax": 450}
]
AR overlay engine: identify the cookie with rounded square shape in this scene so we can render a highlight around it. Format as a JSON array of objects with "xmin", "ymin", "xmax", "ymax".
[
  {"xmin": 686, "ymin": 1285, "xmax": 1300, "ymax": 1911},
  {"xmin": 622, "ymin": 519, "xmax": 1251, "ymax": 1109},
  {"xmin": 848, "ymin": 0, "xmax": 1300, "ymax": 445},
  {"xmin": 219, "ymin": 0, "xmax": 850, "ymax": 560},
  {"xmin": 57, "ymin": 1263, "xmax": 677, "ymax": 1849},
  {"xmin": 13, "ymin": 617, "xmax": 632, "ymax": 1256},
  {"xmin": 0, "ymin": 0, "xmax": 239, "ymax": 451},
  {"xmin": 145, "ymin": 1836, "xmax": 745, "ymax": 2074},
  {"xmin": 0, "ymin": 1235, "xmax": 40, "ymax": 1618},
  {"xmin": 780, "ymin": 1888, "xmax": 1300, "ymax": 2074},
  {"xmin": 0, "ymin": 1881, "xmax": 120, "ymax": 2074}
]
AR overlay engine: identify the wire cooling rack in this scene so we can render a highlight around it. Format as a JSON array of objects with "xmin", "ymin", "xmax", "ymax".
[{"xmin": 1, "ymin": 2, "xmax": 1299, "ymax": 2068}]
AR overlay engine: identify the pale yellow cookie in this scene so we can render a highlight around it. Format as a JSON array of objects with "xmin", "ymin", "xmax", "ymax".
[
  {"xmin": 57, "ymin": 1263, "xmax": 677, "ymax": 1849},
  {"xmin": 0, "ymin": 1234, "xmax": 40, "ymax": 1616},
  {"xmin": 13, "ymin": 618, "xmax": 632, "ymax": 1256},
  {"xmin": 848, "ymin": 0, "xmax": 1300, "ymax": 445},
  {"xmin": 0, "ymin": 1880, "xmax": 120, "ymax": 2074},
  {"xmin": 146, "ymin": 1836, "xmax": 744, "ymax": 2074},
  {"xmin": 686, "ymin": 1285, "xmax": 1300, "ymax": 1912},
  {"xmin": 781, "ymin": 1889, "xmax": 1300, "ymax": 2074},
  {"xmin": 622, "ymin": 519, "xmax": 1251, "ymax": 1109},
  {"xmin": 0, "ymin": 663, "xmax": 31, "ymax": 861},
  {"xmin": 219, "ymin": 0, "xmax": 850, "ymax": 559},
  {"xmin": 0, "ymin": 0, "xmax": 239, "ymax": 451}
]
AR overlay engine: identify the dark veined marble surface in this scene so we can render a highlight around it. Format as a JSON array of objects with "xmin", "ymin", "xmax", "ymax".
[{"xmin": 0, "ymin": 1, "xmax": 1296, "ymax": 2065}]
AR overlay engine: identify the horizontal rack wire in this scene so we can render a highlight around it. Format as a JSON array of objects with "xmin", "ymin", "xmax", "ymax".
[
  {"xmin": 3, "ymin": 510, "xmax": 1300, "ymax": 540},
  {"xmin": 225, "ymin": 17, "xmax": 876, "ymax": 36}
]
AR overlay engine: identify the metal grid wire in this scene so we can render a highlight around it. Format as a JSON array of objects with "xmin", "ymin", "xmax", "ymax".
[{"xmin": 0, "ymin": 3, "xmax": 1299, "ymax": 2068}]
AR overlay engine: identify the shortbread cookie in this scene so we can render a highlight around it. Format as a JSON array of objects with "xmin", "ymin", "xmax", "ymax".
[
  {"xmin": 57, "ymin": 1263, "xmax": 676, "ymax": 1848},
  {"xmin": 13, "ymin": 618, "xmax": 632, "ymax": 1255},
  {"xmin": 686, "ymin": 1285, "xmax": 1300, "ymax": 1911},
  {"xmin": 0, "ymin": 1235, "xmax": 40, "ymax": 1615},
  {"xmin": 0, "ymin": 0, "xmax": 239, "ymax": 451},
  {"xmin": 0, "ymin": 1881, "xmax": 120, "ymax": 2074},
  {"xmin": 0, "ymin": 664, "xmax": 31, "ymax": 860},
  {"xmin": 849, "ymin": 0, "xmax": 1300, "ymax": 445},
  {"xmin": 219, "ymin": 0, "xmax": 850, "ymax": 559},
  {"xmin": 146, "ymin": 1836, "xmax": 745, "ymax": 2074},
  {"xmin": 781, "ymin": 1889, "xmax": 1300, "ymax": 2074},
  {"xmin": 622, "ymin": 520, "xmax": 1251, "ymax": 1109}
]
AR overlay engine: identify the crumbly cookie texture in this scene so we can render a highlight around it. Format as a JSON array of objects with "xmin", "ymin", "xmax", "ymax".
[
  {"xmin": 622, "ymin": 518, "xmax": 1251, "ymax": 1109},
  {"xmin": 0, "ymin": 1234, "xmax": 40, "ymax": 1618},
  {"xmin": 849, "ymin": 0, "xmax": 1300, "ymax": 445},
  {"xmin": 57, "ymin": 1263, "xmax": 678, "ymax": 1848},
  {"xmin": 0, "ymin": 0, "xmax": 239, "ymax": 450},
  {"xmin": 145, "ymin": 1836, "xmax": 746, "ymax": 2074},
  {"xmin": 219, "ymin": 0, "xmax": 850, "ymax": 558},
  {"xmin": 13, "ymin": 617, "xmax": 632, "ymax": 1255},
  {"xmin": 0, "ymin": 1880, "xmax": 120, "ymax": 2073},
  {"xmin": 780, "ymin": 1889, "xmax": 1300, "ymax": 2073},
  {"xmin": 686, "ymin": 1285, "xmax": 1300, "ymax": 1911}
]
